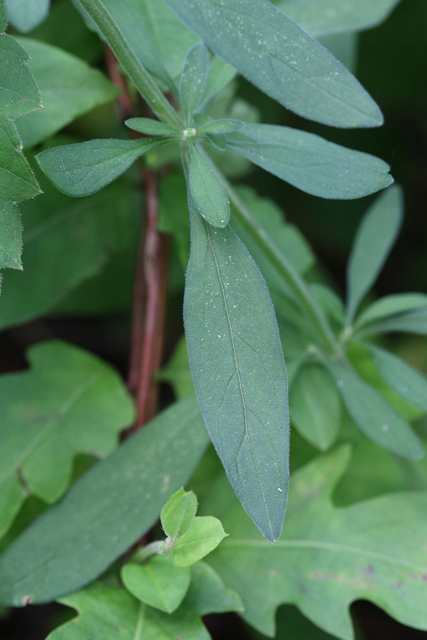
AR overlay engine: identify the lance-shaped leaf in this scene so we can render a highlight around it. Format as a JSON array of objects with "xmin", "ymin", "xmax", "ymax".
[
  {"xmin": 0, "ymin": 34, "xmax": 41, "ymax": 118},
  {"xmin": 199, "ymin": 57, "xmax": 237, "ymax": 110},
  {"xmin": 276, "ymin": 0, "xmax": 401, "ymax": 38},
  {"xmin": 36, "ymin": 137, "xmax": 166, "ymax": 197},
  {"xmin": 0, "ymin": 120, "xmax": 41, "ymax": 202},
  {"xmin": 355, "ymin": 293, "xmax": 427, "ymax": 329},
  {"xmin": 367, "ymin": 344, "xmax": 427, "ymax": 413},
  {"xmin": 325, "ymin": 360, "xmax": 423, "ymax": 459},
  {"xmin": 184, "ymin": 196, "xmax": 290, "ymax": 542},
  {"xmin": 346, "ymin": 185, "xmax": 402, "ymax": 323},
  {"xmin": 357, "ymin": 308, "xmax": 427, "ymax": 338},
  {"xmin": 16, "ymin": 37, "xmax": 120, "ymax": 148},
  {"xmin": 197, "ymin": 119, "xmax": 244, "ymax": 135},
  {"xmin": 228, "ymin": 124, "xmax": 393, "ymax": 200},
  {"xmin": 164, "ymin": 0, "xmax": 383, "ymax": 128},
  {"xmin": 202, "ymin": 446, "xmax": 427, "ymax": 640},
  {"xmin": 187, "ymin": 145, "xmax": 230, "ymax": 227},
  {"xmin": 0, "ymin": 340, "xmax": 134, "ymax": 539},
  {"xmin": 5, "ymin": 0, "xmax": 50, "ymax": 33},
  {"xmin": 180, "ymin": 42, "xmax": 209, "ymax": 124},
  {"xmin": 0, "ymin": 200, "xmax": 22, "ymax": 270},
  {"xmin": 126, "ymin": 117, "xmax": 180, "ymax": 137},
  {"xmin": 0, "ymin": 395, "xmax": 209, "ymax": 606}
]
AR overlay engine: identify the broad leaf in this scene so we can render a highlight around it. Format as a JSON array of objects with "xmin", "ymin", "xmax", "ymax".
[
  {"xmin": 16, "ymin": 37, "xmax": 120, "ymax": 148},
  {"xmin": 36, "ymin": 137, "xmax": 165, "ymax": 197},
  {"xmin": 202, "ymin": 446, "xmax": 427, "ymax": 639},
  {"xmin": 290, "ymin": 363, "xmax": 341, "ymax": 450},
  {"xmin": 180, "ymin": 43, "xmax": 209, "ymax": 124},
  {"xmin": 187, "ymin": 145, "xmax": 230, "ymax": 227},
  {"xmin": 276, "ymin": 0, "xmax": 402, "ymax": 38},
  {"xmin": 126, "ymin": 117, "xmax": 180, "ymax": 137},
  {"xmin": 164, "ymin": 0, "xmax": 383, "ymax": 128},
  {"xmin": 0, "ymin": 179, "xmax": 139, "ymax": 330},
  {"xmin": 367, "ymin": 344, "xmax": 427, "ymax": 413},
  {"xmin": 121, "ymin": 555, "xmax": 191, "ymax": 613},
  {"xmin": 46, "ymin": 582, "xmax": 210, "ymax": 640},
  {"xmin": 5, "ymin": 0, "xmax": 50, "ymax": 33},
  {"xmin": 161, "ymin": 488, "xmax": 198, "ymax": 539},
  {"xmin": 228, "ymin": 124, "xmax": 393, "ymax": 200},
  {"xmin": 184, "ymin": 561, "xmax": 244, "ymax": 615},
  {"xmin": 0, "ymin": 395, "xmax": 209, "ymax": 606},
  {"xmin": 0, "ymin": 120, "xmax": 41, "ymax": 202},
  {"xmin": 355, "ymin": 293, "xmax": 427, "ymax": 328},
  {"xmin": 0, "ymin": 340, "xmax": 134, "ymax": 539},
  {"xmin": 174, "ymin": 516, "xmax": 227, "ymax": 568},
  {"xmin": 0, "ymin": 34, "xmax": 41, "ymax": 118},
  {"xmin": 184, "ymin": 196, "xmax": 289, "ymax": 542},
  {"xmin": 346, "ymin": 185, "xmax": 402, "ymax": 322},
  {"xmin": 357, "ymin": 308, "xmax": 427, "ymax": 338},
  {"xmin": 0, "ymin": 200, "xmax": 22, "ymax": 270},
  {"xmin": 325, "ymin": 360, "xmax": 424, "ymax": 459}
]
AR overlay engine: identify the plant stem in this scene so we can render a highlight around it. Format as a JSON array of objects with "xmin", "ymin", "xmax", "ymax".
[{"xmin": 77, "ymin": 0, "xmax": 182, "ymax": 129}]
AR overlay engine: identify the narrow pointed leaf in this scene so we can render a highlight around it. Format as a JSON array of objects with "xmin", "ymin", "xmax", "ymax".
[
  {"xmin": 0, "ymin": 395, "xmax": 209, "ymax": 606},
  {"xmin": 0, "ymin": 34, "xmax": 41, "ymax": 118},
  {"xmin": 356, "ymin": 293, "xmax": 427, "ymax": 328},
  {"xmin": 125, "ymin": 117, "xmax": 180, "ymax": 137},
  {"xmin": 174, "ymin": 516, "xmax": 227, "ymax": 567},
  {"xmin": 5, "ymin": 0, "xmax": 50, "ymax": 33},
  {"xmin": 0, "ymin": 200, "xmax": 22, "ymax": 270},
  {"xmin": 199, "ymin": 57, "xmax": 237, "ymax": 110},
  {"xmin": 346, "ymin": 185, "xmax": 402, "ymax": 322},
  {"xmin": 188, "ymin": 145, "xmax": 230, "ymax": 227},
  {"xmin": 207, "ymin": 132, "xmax": 227, "ymax": 150},
  {"xmin": 36, "ymin": 138, "xmax": 166, "ymax": 197},
  {"xmin": 164, "ymin": 0, "xmax": 383, "ymax": 128},
  {"xmin": 228, "ymin": 124, "xmax": 392, "ymax": 200},
  {"xmin": 367, "ymin": 344, "xmax": 427, "ymax": 413},
  {"xmin": 325, "ymin": 360, "xmax": 424, "ymax": 459},
  {"xmin": 357, "ymin": 308, "xmax": 427, "ymax": 338},
  {"xmin": 0, "ymin": 120, "xmax": 41, "ymax": 202},
  {"xmin": 198, "ymin": 119, "xmax": 244, "ymax": 135},
  {"xmin": 184, "ymin": 200, "xmax": 289, "ymax": 542},
  {"xmin": 180, "ymin": 42, "xmax": 209, "ymax": 124},
  {"xmin": 161, "ymin": 488, "xmax": 198, "ymax": 539}
]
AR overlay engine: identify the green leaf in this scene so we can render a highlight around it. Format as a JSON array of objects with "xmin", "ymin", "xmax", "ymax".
[
  {"xmin": 0, "ymin": 0, "xmax": 7, "ymax": 31},
  {"xmin": 346, "ymin": 185, "xmax": 403, "ymax": 323},
  {"xmin": 180, "ymin": 42, "xmax": 209, "ymax": 125},
  {"xmin": 187, "ymin": 145, "xmax": 230, "ymax": 227},
  {"xmin": 198, "ymin": 118, "xmax": 244, "ymax": 135},
  {"xmin": 0, "ymin": 179, "xmax": 139, "ymax": 330},
  {"xmin": 0, "ymin": 340, "xmax": 134, "ymax": 539},
  {"xmin": 199, "ymin": 57, "xmax": 237, "ymax": 110},
  {"xmin": 174, "ymin": 516, "xmax": 227, "ymax": 567},
  {"xmin": 202, "ymin": 446, "xmax": 427, "ymax": 639},
  {"xmin": 184, "ymin": 196, "xmax": 290, "ymax": 542},
  {"xmin": 184, "ymin": 561, "xmax": 244, "ymax": 615},
  {"xmin": 0, "ymin": 120, "xmax": 41, "ymax": 202},
  {"xmin": 36, "ymin": 137, "xmax": 165, "ymax": 197},
  {"xmin": 126, "ymin": 117, "xmax": 180, "ymax": 137},
  {"xmin": 164, "ymin": 0, "xmax": 383, "ymax": 128},
  {"xmin": 228, "ymin": 124, "xmax": 393, "ymax": 200},
  {"xmin": 276, "ymin": 0, "xmax": 402, "ymax": 37},
  {"xmin": 121, "ymin": 555, "xmax": 191, "ymax": 613},
  {"xmin": 325, "ymin": 360, "xmax": 424, "ymax": 459},
  {"xmin": 357, "ymin": 308, "xmax": 427, "ymax": 338},
  {"xmin": 290, "ymin": 363, "xmax": 341, "ymax": 450},
  {"xmin": 156, "ymin": 336, "xmax": 194, "ymax": 400},
  {"xmin": 46, "ymin": 582, "xmax": 210, "ymax": 640},
  {"xmin": 5, "ymin": 0, "xmax": 50, "ymax": 33},
  {"xmin": 367, "ymin": 344, "xmax": 427, "ymax": 413},
  {"xmin": 0, "ymin": 395, "xmax": 209, "ymax": 606},
  {"xmin": 309, "ymin": 283, "xmax": 345, "ymax": 326},
  {"xmin": 0, "ymin": 34, "xmax": 41, "ymax": 118},
  {"xmin": 317, "ymin": 32, "xmax": 358, "ymax": 72},
  {"xmin": 161, "ymin": 488, "xmax": 198, "ymax": 539},
  {"xmin": 15, "ymin": 37, "xmax": 120, "ymax": 148},
  {"xmin": 355, "ymin": 293, "xmax": 427, "ymax": 328},
  {"xmin": 0, "ymin": 200, "xmax": 22, "ymax": 270}
]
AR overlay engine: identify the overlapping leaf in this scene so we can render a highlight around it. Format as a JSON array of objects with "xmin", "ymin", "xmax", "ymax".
[
  {"xmin": 5, "ymin": 0, "xmax": 50, "ymax": 33},
  {"xmin": 0, "ymin": 120, "xmax": 40, "ymax": 202},
  {"xmin": 0, "ymin": 34, "xmax": 41, "ymax": 118},
  {"xmin": 187, "ymin": 144, "xmax": 230, "ymax": 227},
  {"xmin": 0, "ymin": 340, "xmax": 134, "ymax": 539},
  {"xmin": 202, "ymin": 446, "xmax": 427, "ymax": 640},
  {"xmin": 355, "ymin": 293, "xmax": 427, "ymax": 329}
]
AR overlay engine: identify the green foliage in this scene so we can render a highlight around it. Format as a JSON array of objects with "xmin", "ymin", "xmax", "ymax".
[
  {"xmin": 0, "ymin": 35, "xmax": 42, "ymax": 119},
  {"xmin": 5, "ymin": 0, "xmax": 50, "ymax": 33}
]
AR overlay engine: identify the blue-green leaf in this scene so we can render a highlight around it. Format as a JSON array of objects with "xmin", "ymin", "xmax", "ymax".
[
  {"xmin": 346, "ymin": 185, "xmax": 403, "ymax": 323},
  {"xmin": 0, "ymin": 34, "xmax": 42, "ymax": 118},
  {"xmin": 36, "ymin": 138, "xmax": 166, "ymax": 197},
  {"xmin": 0, "ymin": 395, "xmax": 209, "ymax": 606},
  {"xmin": 357, "ymin": 308, "xmax": 427, "ymax": 338},
  {"xmin": 180, "ymin": 42, "xmax": 209, "ymax": 125},
  {"xmin": 125, "ymin": 117, "xmax": 180, "ymax": 137},
  {"xmin": 199, "ymin": 57, "xmax": 237, "ymax": 110},
  {"xmin": 164, "ymin": 0, "xmax": 383, "ymax": 128},
  {"xmin": 197, "ymin": 119, "xmax": 244, "ymax": 135},
  {"xmin": 228, "ymin": 124, "xmax": 392, "ymax": 200},
  {"xmin": 355, "ymin": 293, "xmax": 427, "ymax": 329},
  {"xmin": 325, "ymin": 361, "xmax": 424, "ymax": 459},
  {"xmin": 0, "ymin": 120, "xmax": 41, "ymax": 202},
  {"xmin": 5, "ymin": 0, "xmax": 50, "ymax": 33},
  {"xmin": 187, "ymin": 145, "xmax": 230, "ymax": 227},
  {"xmin": 184, "ymin": 196, "xmax": 289, "ymax": 542}
]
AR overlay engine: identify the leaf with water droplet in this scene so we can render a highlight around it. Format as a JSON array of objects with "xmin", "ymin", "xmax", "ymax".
[{"xmin": 187, "ymin": 144, "xmax": 230, "ymax": 227}]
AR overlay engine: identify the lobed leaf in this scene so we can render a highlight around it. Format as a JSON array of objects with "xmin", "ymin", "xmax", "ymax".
[
  {"xmin": 125, "ymin": 117, "xmax": 180, "ymax": 137},
  {"xmin": 5, "ymin": 0, "xmax": 50, "ymax": 33},
  {"xmin": 346, "ymin": 185, "xmax": 402, "ymax": 323},
  {"xmin": 0, "ymin": 200, "xmax": 22, "ymax": 270},
  {"xmin": 161, "ymin": 488, "xmax": 198, "ymax": 539},
  {"xmin": 36, "ymin": 137, "xmax": 166, "ymax": 197},
  {"xmin": 0, "ymin": 34, "xmax": 41, "ymax": 119},
  {"xmin": 0, "ymin": 395, "xmax": 209, "ymax": 606},
  {"xmin": 174, "ymin": 516, "xmax": 228, "ymax": 568},
  {"xmin": 164, "ymin": 0, "xmax": 383, "ymax": 128},
  {"xmin": 355, "ymin": 293, "xmax": 427, "ymax": 328},
  {"xmin": 325, "ymin": 360, "xmax": 424, "ymax": 459},
  {"xmin": 0, "ymin": 340, "xmax": 134, "ymax": 539},
  {"xmin": 184, "ymin": 195, "xmax": 289, "ymax": 542},
  {"xmin": 187, "ymin": 144, "xmax": 230, "ymax": 227},
  {"xmin": 180, "ymin": 42, "xmax": 210, "ymax": 125},
  {"xmin": 0, "ymin": 120, "xmax": 41, "ymax": 202},
  {"xmin": 228, "ymin": 123, "xmax": 393, "ymax": 200}
]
